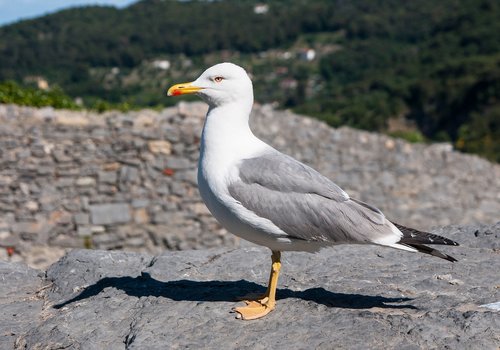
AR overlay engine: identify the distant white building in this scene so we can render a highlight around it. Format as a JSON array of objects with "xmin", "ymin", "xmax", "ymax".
[
  {"xmin": 24, "ymin": 76, "xmax": 49, "ymax": 90},
  {"xmin": 152, "ymin": 60, "xmax": 171, "ymax": 70},
  {"xmin": 37, "ymin": 78, "xmax": 49, "ymax": 90},
  {"xmin": 254, "ymin": 4, "xmax": 269, "ymax": 14},
  {"xmin": 299, "ymin": 49, "xmax": 316, "ymax": 61}
]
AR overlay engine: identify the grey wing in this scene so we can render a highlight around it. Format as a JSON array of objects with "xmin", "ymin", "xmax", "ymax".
[
  {"xmin": 236, "ymin": 152, "xmax": 349, "ymax": 201},
  {"xmin": 229, "ymin": 152, "xmax": 396, "ymax": 244}
]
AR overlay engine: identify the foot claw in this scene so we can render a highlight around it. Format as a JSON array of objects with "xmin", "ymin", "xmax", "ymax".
[{"xmin": 232, "ymin": 300, "xmax": 275, "ymax": 320}]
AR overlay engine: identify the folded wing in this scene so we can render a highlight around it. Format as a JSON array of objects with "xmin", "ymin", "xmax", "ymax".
[{"xmin": 228, "ymin": 152, "xmax": 400, "ymax": 245}]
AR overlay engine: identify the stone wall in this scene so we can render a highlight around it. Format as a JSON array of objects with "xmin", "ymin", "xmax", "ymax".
[{"xmin": 0, "ymin": 102, "xmax": 499, "ymax": 268}]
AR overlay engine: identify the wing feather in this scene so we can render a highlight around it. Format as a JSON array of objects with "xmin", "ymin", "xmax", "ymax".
[{"xmin": 228, "ymin": 153, "xmax": 399, "ymax": 245}]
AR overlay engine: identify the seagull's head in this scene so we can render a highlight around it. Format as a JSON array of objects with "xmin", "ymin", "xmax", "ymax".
[{"xmin": 167, "ymin": 62, "xmax": 253, "ymax": 107}]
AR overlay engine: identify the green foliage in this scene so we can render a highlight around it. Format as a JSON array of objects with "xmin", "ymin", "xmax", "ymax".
[
  {"xmin": 83, "ymin": 235, "xmax": 93, "ymax": 249},
  {"xmin": 301, "ymin": 0, "xmax": 500, "ymax": 161},
  {"xmin": 0, "ymin": 0, "xmax": 324, "ymax": 79},
  {"xmin": 388, "ymin": 130, "xmax": 426, "ymax": 144},
  {"xmin": 0, "ymin": 80, "xmax": 138, "ymax": 113},
  {"xmin": 0, "ymin": 81, "xmax": 79, "ymax": 109},
  {"xmin": 0, "ymin": 0, "xmax": 498, "ymax": 161},
  {"xmin": 87, "ymin": 98, "xmax": 133, "ymax": 113},
  {"xmin": 456, "ymin": 106, "xmax": 500, "ymax": 162}
]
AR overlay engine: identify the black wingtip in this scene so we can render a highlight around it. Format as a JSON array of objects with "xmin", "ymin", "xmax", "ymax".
[
  {"xmin": 444, "ymin": 254, "xmax": 458, "ymax": 263},
  {"xmin": 393, "ymin": 222, "xmax": 460, "ymax": 246},
  {"xmin": 406, "ymin": 243, "xmax": 458, "ymax": 262}
]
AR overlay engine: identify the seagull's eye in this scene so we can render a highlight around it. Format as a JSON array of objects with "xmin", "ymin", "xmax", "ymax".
[{"xmin": 214, "ymin": 76, "xmax": 224, "ymax": 83}]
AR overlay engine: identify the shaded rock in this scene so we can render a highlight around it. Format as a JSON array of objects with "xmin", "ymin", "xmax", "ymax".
[{"xmin": 0, "ymin": 261, "xmax": 45, "ymax": 350}]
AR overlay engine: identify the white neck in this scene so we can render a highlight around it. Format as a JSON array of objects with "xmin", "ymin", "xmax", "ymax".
[{"xmin": 199, "ymin": 102, "xmax": 268, "ymax": 174}]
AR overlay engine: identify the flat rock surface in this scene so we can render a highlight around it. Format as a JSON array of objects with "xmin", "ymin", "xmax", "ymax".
[{"xmin": 2, "ymin": 224, "xmax": 499, "ymax": 349}]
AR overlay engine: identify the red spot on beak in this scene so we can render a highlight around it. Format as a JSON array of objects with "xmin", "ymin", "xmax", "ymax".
[{"xmin": 172, "ymin": 90, "xmax": 182, "ymax": 96}]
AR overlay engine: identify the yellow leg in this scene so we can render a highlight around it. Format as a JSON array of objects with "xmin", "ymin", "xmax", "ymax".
[{"xmin": 233, "ymin": 251, "xmax": 281, "ymax": 320}]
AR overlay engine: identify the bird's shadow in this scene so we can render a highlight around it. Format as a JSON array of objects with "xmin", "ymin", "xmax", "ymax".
[{"xmin": 53, "ymin": 272, "xmax": 416, "ymax": 310}]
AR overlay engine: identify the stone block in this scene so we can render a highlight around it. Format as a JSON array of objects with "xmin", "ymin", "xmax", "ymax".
[
  {"xmin": 148, "ymin": 140, "xmax": 172, "ymax": 155},
  {"xmin": 52, "ymin": 149, "xmax": 72, "ymax": 163},
  {"xmin": 131, "ymin": 199, "xmax": 150, "ymax": 208},
  {"xmin": 98, "ymin": 171, "xmax": 117, "ymax": 184},
  {"xmin": 152, "ymin": 211, "xmax": 185, "ymax": 225},
  {"xmin": 73, "ymin": 213, "xmax": 90, "ymax": 226},
  {"xmin": 24, "ymin": 201, "xmax": 39, "ymax": 212},
  {"xmin": 165, "ymin": 157, "xmax": 191, "ymax": 170},
  {"xmin": 119, "ymin": 166, "xmax": 140, "ymax": 183},
  {"xmin": 77, "ymin": 225, "xmax": 92, "ymax": 237},
  {"xmin": 55, "ymin": 114, "xmax": 89, "ymax": 126},
  {"xmin": 89, "ymin": 203, "xmax": 131, "ymax": 225},
  {"xmin": 171, "ymin": 182, "xmax": 187, "ymax": 196},
  {"xmin": 55, "ymin": 178, "xmax": 74, "ymax": 188},
  {"xmin": 134, "ymin": 208, "xmax": 149, "ymax": 224},
  {"xmin": 76, "ymin": 176, "xmax": 96, "ymax": 187}
]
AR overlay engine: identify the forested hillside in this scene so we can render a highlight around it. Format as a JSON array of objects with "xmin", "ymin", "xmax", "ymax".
[{"xmin": 0, "ymin": 0, "xmax": 498, "ymax": 161}]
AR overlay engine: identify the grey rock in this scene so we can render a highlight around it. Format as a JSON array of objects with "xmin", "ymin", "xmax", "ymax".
[
  {"xmin": 119, "ymin": 166, "xmax": 140, "ymax": 183},
  {"xmin": 165, "ymin": 157, "xmax": 192, "ymax": 170},
  {"xmin": 73, "ymin": 213, "xmax": 90, "ymax": 226},
  {"xmin": 152, "ymin": 211, "xmax": 185, "ymax": 225},
  {"xmin": 92, "ymin": 232, "xmax": 121, "ymax": 246},
  {"xmin": 125, "ymin": 237, "xmax": 145, "ymax": 247},
  {"xmin": 173, "ymin": 169, "xmax": 198, "ymax": 185},
  {"xmin": 155, "ymin": 184, "xmax": 170, "ymax": 195},
  {"xmin": 162, "ymin": 125, "xmax": 181, "ymax": 143},
  {"xmin": 97, "ymin": 183, "xmax": 118, "ymax": 195},
  {"xmin": 131, "ymin": 199, "xmax": 150, "ymax": 208},
  {"xmin": 30, "ymin": 145, "xmax": 46, "ymax": 158},
  {"xmin": 98, "ymin": 170, "xmax": 117, "ymax": 184},
  {"xmin": 2, "ymin": 225, "xmax": 499, "ymax": 349},
  {"xmin": 12, "ymin": 220, "xmax": 49, "ymax": 236},
  {"xmin": 170, "ymin": 182, "xmax": 187, "ymax": 196},
  {"xmin": 52, "ymin": 149, "xmax": 72, "ymax": 163},
  {"xmin": 76, "ymin": 225, "xmax": 92, "ymax": 237},
  {"xmin": 55, "ymin": 177, "xmax": 74, "ymax": 188},
  {"xmin": 0, "ymin": 261, "xmax": 45, "ymax": 350},
  {"xmin": 36, "ymin": 166, "xmax": 53, "ymax": 176},
  {"xmin": 89, "ymin": 203, "xmax": 131, "ymax": 225}
]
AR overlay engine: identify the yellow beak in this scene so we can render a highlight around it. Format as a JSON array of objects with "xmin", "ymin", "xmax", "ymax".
[{"xmin": 167, "ymin": 82, "xmax": 203, "ymax": 96}]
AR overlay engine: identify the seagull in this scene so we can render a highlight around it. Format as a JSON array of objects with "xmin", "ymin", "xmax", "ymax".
[{"xmin": 167, "ymin": 62, "xmax": 459, "ymax": 320}]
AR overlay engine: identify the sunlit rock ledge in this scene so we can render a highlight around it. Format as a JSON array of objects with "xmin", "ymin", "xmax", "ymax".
[{"xmin": 1, "ymin": 224, "xmax": 499, "ymax": 349}]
